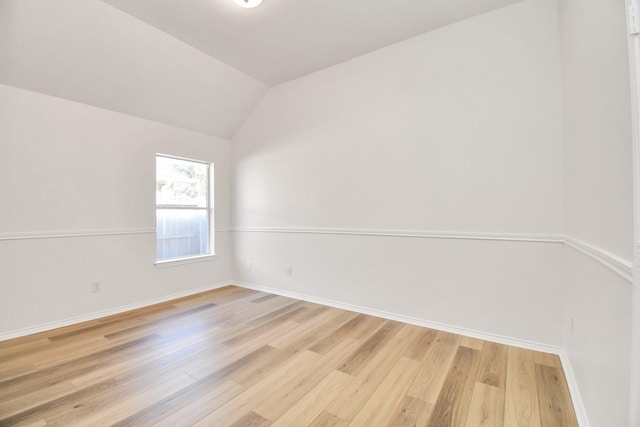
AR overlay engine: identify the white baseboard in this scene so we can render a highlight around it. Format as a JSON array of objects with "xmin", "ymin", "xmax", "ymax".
[
  {"xmin": 558, "ymin": 349, "xmax": 591, "ymax": 427},
  {"xmin": 0, "ymin": 280, "xmax": 233, "ymax": 342},
  {"xmin": 235, "ymin": 280, "xmax": 589, "ymax": 426},
  {"xmin": 235, "ymin": 281, "xmax": 561, "ymax": 353}
]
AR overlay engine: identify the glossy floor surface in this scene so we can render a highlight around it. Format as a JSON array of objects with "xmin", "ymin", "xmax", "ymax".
[{"xmin": 0, "ymin": 286, "xmax": 578, "ymax": 426}]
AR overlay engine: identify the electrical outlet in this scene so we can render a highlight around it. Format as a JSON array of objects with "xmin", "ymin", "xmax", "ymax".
[
  {"xmin": 91, "ymin": 281, "xmax": 103, "ymax": 293},
  {"xmin": 248, "ymin": 259, "xmax": 252, "ymax": 270},
  {"xmin": 285, "ymin": 266, "xmax": 292, "ymax": 276}
]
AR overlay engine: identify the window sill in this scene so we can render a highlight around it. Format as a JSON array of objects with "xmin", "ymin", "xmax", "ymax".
[{"xmin": 154, "ymin": 254, "xmax": 218, "ymax": 268}]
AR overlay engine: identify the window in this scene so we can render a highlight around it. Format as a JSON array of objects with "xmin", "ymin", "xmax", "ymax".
[{"xmin": 156, "ymin": 155, "xmax": 212, "ymax": 262}]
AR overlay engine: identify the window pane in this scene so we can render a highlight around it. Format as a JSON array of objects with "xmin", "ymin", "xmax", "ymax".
[
  {"xmin": 156, "ymin": 156, "xmax": 208, "ymax": 208},
  {"xmin": 156, "ymin": 209, "xmax": 209, "ymax": 261}
]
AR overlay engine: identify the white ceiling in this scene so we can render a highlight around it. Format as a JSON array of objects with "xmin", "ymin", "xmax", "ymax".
[{"xmin": 100, "ymin": 0, "xmax": 522, "ymax": 86}]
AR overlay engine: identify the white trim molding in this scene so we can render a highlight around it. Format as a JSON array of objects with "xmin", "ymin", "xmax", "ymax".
[
  {"xmin": 0, "ymin": 281, "xmax": 233, "ymax": 342},
  {"xmin": 232, "ymin": 226, "xmax": 633, "ymax": 284},
  {"xmin": 0, "ymin": 227, "xmax": 233, "ymax": 242},
  {"xmin": 0, "ymin": 228, "xmax": 156, "ymax": 241},
  {"xmin": 564, "ymin": 237, "xmax": 633, "ymax": 282},
  {"xmin": 231, "ymin": 226, "xmax": 564, "ymax": 243},
  {"xmin": 155, "ymin": 253, "xmax": 218, "ymax": 268}
]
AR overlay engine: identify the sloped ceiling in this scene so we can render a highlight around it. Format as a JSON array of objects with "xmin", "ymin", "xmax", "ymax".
[
  {"xmin": 0, "ymin": 0, "xmax": 268, "ymax": 138},
  {"xmin": 100, "ymin": 0, "xmax": 523, "ymax": 86},
  {"xmin": 1, "ymin": 0, "xmax": 523, "ymax": 138}
]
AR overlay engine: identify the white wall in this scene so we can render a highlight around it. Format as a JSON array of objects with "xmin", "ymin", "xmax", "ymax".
[
  {"xmin": 0, "ymin": 84, "xmax": 233, "ymax": 336},
  {"xmin": 235, "ymin": 232, "xmax": 564, "ymax": 345},
  {"xmin": 232, "ymin": 0, "xmax": 566, "ymax": 346},
  {"xmin": 234, "ymin": 0, "xmax": 563, "ymax": 234},
  {"xmin": 558, "ymin": 0, "xmax": 634, "ymax": 425},
  {"xmin": 0, "ymin": 0, "xmax": 268, "ymax": 139},
  {"xmin": 562, "ymin": 248, "xmax": 632, "ymax": 427},
  {"xmin": 560, "ymin": 0, "xmax": 634, "ymax": 260}
]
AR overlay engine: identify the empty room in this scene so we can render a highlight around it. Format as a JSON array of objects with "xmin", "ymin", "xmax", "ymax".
[{"xmin": 1, "ymin": 0, "xmax": 639, "ymax": 425}]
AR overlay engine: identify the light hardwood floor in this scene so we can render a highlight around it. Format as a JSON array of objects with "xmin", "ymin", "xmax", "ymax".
[{"xmin": 0, "ymin": 286, "xmax": 578, "ymax": 426}]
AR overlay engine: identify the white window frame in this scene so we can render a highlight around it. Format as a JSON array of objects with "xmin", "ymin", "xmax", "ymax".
[{"xmin": 155, "ymin": 154, "xmax": 215, "ymax": 267}]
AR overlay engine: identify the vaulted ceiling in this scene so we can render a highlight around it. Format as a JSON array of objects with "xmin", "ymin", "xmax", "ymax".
[
  {"xmin": 100, "ymin": 0, "xmax": 522, "ymax": 85},
  {"xmin": 1, "ymin": 0, "xmax": 524, "ymax": 138}
]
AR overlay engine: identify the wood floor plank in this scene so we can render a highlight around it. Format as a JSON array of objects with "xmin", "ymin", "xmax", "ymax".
[
  {"xmin": 476, "ymin": 341, "xmax": 507, "ymax": 388},
  {"xmin": 0, "ymin": 334, "xmax": 164, "ymax": 401},
  {"xmin": 428, "ymin": 346, "xmax": 481, "ymax": 426},
  {"xmin": 0, "ymin": 339, "xmax": 51, "ymax": 364},
  {"xmin": 101, "ymin": 344, "xmax": 272, "ymax": 427},
  {"xmin": 97, "ymin": 303, "xmax": 178, "ymax": 324},
  {"xmin": 47, "ymin": 373, "xmax": 195, "ymax": 427},
  {"xmin": 309, "ymin": 411, "xmax": 349, "ymax": 427},
  {"xmin": 170, "ymin": 286, "xmax": 251, "ymax": 309},
  {"xmin": 47, "ymin": 313, "xmax": 162, "ymax": 342},
  {"xmin": 191, "ymin": 350, "xmax": 323, "ymax": 426},
  {"xmin": 336, "ymin": 320, "xmax": 402, "ymax": 376},
  {"xmin": 229, "ymin": 411, "xmax": 272, "ymax": 427},
  {"xmin": 271, "ymin": 370, "xmax": 353, "ymax": 427},
  {"xmin": 0, "ymin": 381, "xmax": 77, "ymax": 419},
  {"xmin": 246, "ymin": 300, "xmax": 306, "ymax": 327},
  {"xmin": 253, "ymin": 338, "xmax": 362, "ymax": 422},
  {"xmin": 402, "ymin": 327, "xmax": 438, "ymax": 361},
  {"xmin": 150, "ymin": 381, "xmax": 245, "ymax": 427},
  {"xmin": 0, "ymin": 365, "xmax": 161, "ymax": 425},
  {"xmin": 349, "ymin": 357, "xmax": 422, "ymax": 426},
  {"xmin": 203, "ymin": 344, "xmax": 277, "ymax": 381},
  {"xmin": 113, "ymin": 291, "xmax": 285, "ymax": 343},
  {"xmin": 69, "ymin": 331, "xmax": 227, "ymax": 389},
  {"xmin": 21, "ymin": 332, "xmax": 229, "ymax": 425},
  {"xmin": 308, "ymin": 313, "xmax": 369, "ymax": 354},
  {"xmin": 102, "ymin": 303, "xmax": 217, "ymax": 340},
  {"xmin": 325, "ymin": 324, "xmax": 426, "ymax": 421},
  {"xmin": 10, "ymin": 418, "xmax": 48, "ymax": 427},
  {"xmin": 251, "ymin": 294, "xmax": 280, "ymax": 304},
  {"xmin": 388, "ymin": 395, "xmax": 434, "ymax": 427},
  {"xmin": 0, "ymin": 363, "xmax": 36, "ymax": 383},
  {"xmin": 465, "ymin": 382, "xmax": 506, "ymax": 427},
  {"xmin": 407, "ymin": 331, "xmax": 462, "ymax": 404},
  {"xmin": 228, "ymin": 345, "xmax": 292, "ymax": 388},
  {"xmin": 279, "ymin": 310, "xmax": 359, "ymax": 355},
  {"xmin": 222, "ymin": 308, "xmax": 307, "ymax": 347},
  {"xmin": 268, "ymin": 307, "xmax": 350, "ymax": 350},
  {"xmin": 343, "ymin": 315, "xmax": 387, "ymax": 340},
  {"xmin": 533, "ymin": 351, "xmax": 562, "ymax": 368},
  {"xmin": 535, "ymin": 364, "xmax": 578, "ymax": 427},
  {"xmin": 231, "ymin": 294, "xmax": 301, "ymax": 316},
  {"xmin": 504, "ymin": 347, "xmax": 541, "ymax": 427},
  {"xmin": 186, "ymin": 321, "xmax": 300, "ymax": 380},
  {"xmin": 461, "ymin": 336, "xmax": 486, "ymax": 351},
  {"xmin": 11, "ymin": 345, "xmax": 220, "ymax": 426},
  {"xmin": 288, "ymin": 304, "xmax": 330, "ymax": 324},
  {"xmin": 17, "ymin": 335, "xmax": 111, "ymax": 369}
]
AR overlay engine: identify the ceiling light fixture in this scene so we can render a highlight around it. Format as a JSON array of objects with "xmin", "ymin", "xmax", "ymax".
[{"xmin": 232, "ymin": 0, "xmax": 262, "ymax": 8}]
